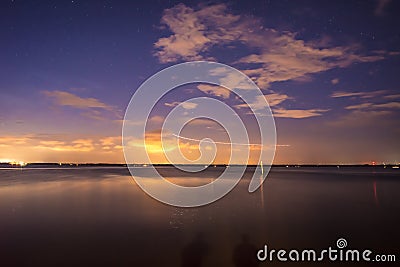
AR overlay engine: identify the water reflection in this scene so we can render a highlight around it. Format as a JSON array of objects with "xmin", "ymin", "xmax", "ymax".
[
  {"xmin": 373, "ymin": 180, "xmax": 379, "ymax": 207},
  {"xmin": 259, "ymin": 173, "xmax": 264, "ymax": 209},
  {"xmin": 0, "ymin": 167, "xmax": 399, "ymax": 266}
]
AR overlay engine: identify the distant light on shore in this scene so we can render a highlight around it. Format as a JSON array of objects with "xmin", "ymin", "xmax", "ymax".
[
  {"xmin": 6, "ymin": 161, "xmax": 28, "ymax": 167},
  {"xmin": 0, "ymin": 159, "xmax": 13, "ymax": 163}
]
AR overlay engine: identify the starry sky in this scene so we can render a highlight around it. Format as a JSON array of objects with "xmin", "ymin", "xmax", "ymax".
[{"xmin": 0, "ymin": 0, "xmax": 399, "ymax": 164}]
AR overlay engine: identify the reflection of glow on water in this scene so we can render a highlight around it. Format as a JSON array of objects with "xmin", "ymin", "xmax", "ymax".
[
  {"xmin": 373, "ymin": 181, "xmax": 379, "ymax": 207},
  {"xmin": 135, "ymin": 176, "xmax": 236, "ymax": 188},
  {"xmin": 260, "ymin": 174, "xmax": 264, "ymax": 209}
]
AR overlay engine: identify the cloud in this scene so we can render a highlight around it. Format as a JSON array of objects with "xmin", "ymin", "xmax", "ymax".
[
  {"xmin": 330, "ymin": 90, "xmax": 388, "ymax": 98},
  {"xmin": 127, "ymin": 129, "xmax": 178, "ymax": 155},
  {"xmin": 235, "ymin": 93, "xmax": 291, "ymax": 110},
  {"xmin": 42, "ymin": 90, "xmax": 112, "ymax": 110},
  {"xmin": 383, "ymin": 94, "xmax": 400, "ymax": 99},
  {"xmin": 0, "ymin": 134, "xmax": 121, "ymax": 153},
  {"xmin": 264, "ymin": 93, "xmax": 292, "ymax": 107},
  {"xmin": 0, "ymin": 136, "xmax": 31, "ymax": 146},
  {"xmin": 345, "ymin": 103, "xmax": 374, "ymax": 110},
  {"xmin": 375, "ymin": 0, "xmax": 391, "ymax": 16},
  {"xmin": 233, "ymin": 93, "xmax": 327, "ymax": 119},
  {"xmin": 208, "ymin": 67, "xmax": 256, "ymax": 90},
  {"xmin": 238, "ymin": 43, "xmax": 385, "ymax": 89},
  {"xmin": 345, "ymin": 101, "xmax": 400, "ymax": 110},
  {"xmin": 154, "ymin": 4, "xmax": 240, "ymax": 63},
  {"xmin": 327, "ymin": 110, "xmax": 393, "ymax": 128},
  {"xmin": 164, "ymin": 101, "xmax": 198, "ymax": 109},
  {"xmin": 99, "ymin": 136, "xmax": 123, "ymax": 150},
  {"xmin": 43, "ymin": 90, "xmax": 121, "ymax": 120},
  {"xmin": 148, "ymin": 115, "xmax": 164, "ymax": 123},
  {"xmin": 0, "ymin": 133, "xmax": 127, "ymax": 163},
  {"xmin": 81, "ymin": 109, "xmax": 106, "ymax": 121},
  {"xmin": 375, "ymin": 102, "xmax": 400, "ymax": 109},
  {"xmin": 331, "ymin": 78, "xmax": 339, "ymax": 85},
  {"xmin": 36, "ymin": 139, "xmax": 95, "ymax": 152},
  {"xmin": 186, "ymin": 118, "xmax": 219, "ymax": 126},
  {"xmin": 197, "ymin": 84, "xmax": 230, "ymax": 99},
  {"xmin": 155, "ymin": 3, "xmax": 390, "ymax": 89},
  {"xmin": 272, "ymin": 108, "xmax": 329, "ymax": 118}
]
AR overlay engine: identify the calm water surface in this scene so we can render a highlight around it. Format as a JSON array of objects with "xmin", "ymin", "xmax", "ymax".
[{"xmin": 0, "ymin": 167, "xmax": 399, "ymax": 266}]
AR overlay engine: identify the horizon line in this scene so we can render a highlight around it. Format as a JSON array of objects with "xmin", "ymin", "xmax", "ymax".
[{"xmin": 1, "ymin": 162, "xmax": 398, "ymax": 167}]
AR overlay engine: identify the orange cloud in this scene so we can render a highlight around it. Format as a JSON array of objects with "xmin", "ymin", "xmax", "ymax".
[
  {"xmin": 273, "ymin": 108, "xmax": 329, "ymax": 118},
  {"xmin": 331, "ymin": 90, "xmax": 388, "ymax": 98},
  {"xmin": 239, "ymin": 43, "xmax": 386, "ymax": 89},
  {"xmin": 154, "ymin": 4, "xmax": 240, "ymax": 63},
  {"xmin": 234, "ymin": 93, "xmax": 325, "ymax": 119},
  {"xmin": 236, "ymin": 93, "xmax": 292, "ymax": 111},
  {"xmin": 197, "ymin": 84, "xmax": 230, "ymax": 99},
  {"xmin": 42, "ymin": 90, "xmax": 112, "ymax": 110},
  {"xmin": 345, "ymin": 101, "xmax": 400, "ymax": 110},
  {"xmin": 0, "ymin": 136, "xmax": 31, "ymax": 146},
  {"xmin": 36, "ymin": 139, "xmax": 95, "ymax": 152},
  {"xmin": 42, "ymin": 90, "xmax": 121, "ymax": 121},
  {"xmin": 383, "ymin": 94, "xmax": 400, "ymax": 99},
  {"xmin": 0, "ymin": 134, "xmax": 125, "ymax": 163},
  {"xmin": 164, "ymin": 101, "xmax": 198, "ymax": 109}
]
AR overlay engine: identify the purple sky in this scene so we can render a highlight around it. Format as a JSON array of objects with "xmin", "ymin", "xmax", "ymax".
[{"xmin": 0, "ymin": 0, "xmax": 399, "ymax": 164}]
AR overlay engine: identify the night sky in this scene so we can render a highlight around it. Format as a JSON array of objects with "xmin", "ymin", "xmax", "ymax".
[{"xmin": 1, "ymin": 0, "xmax": 399, "ymax": 164}]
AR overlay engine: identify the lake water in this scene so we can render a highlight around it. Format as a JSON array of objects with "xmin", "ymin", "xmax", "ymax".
[{"xmin": 0, "ymin": 166, "xmax": 399, "ymax": 266}]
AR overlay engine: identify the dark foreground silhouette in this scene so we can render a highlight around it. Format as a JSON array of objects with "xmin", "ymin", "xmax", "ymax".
[
  {"xmin": 181, "ymin": 233, "xmax": 209, "ymax": 267},
  {"xmin": 232, "ymin": 235, "xmax": 259, "ymax": 267}
]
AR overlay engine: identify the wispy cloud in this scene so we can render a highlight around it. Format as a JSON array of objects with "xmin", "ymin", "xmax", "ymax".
[
  {"xmin": 42, "ymin": 90, "xmax": 121, "ymax": 120},
  {"xmin": 273, "ymin": 108, "xmax": 329, "ymax": 119},
  {"xmin": 345, "ymin": 101, "xmax": 400, "ymax": 110},
  {"xmin": 235, "ymin": 93, "xmax": 291, "ymax": 110},
  {"xmin": 0, "ymin": 134, "xmax": 125, "ymax": 162},
  {"xmin": 327, "ymin": 110, "xmax": 393, "ymax": 128},
  {"xmin": 36, "ymin": 139, "xmax": 95, "ymax": 152},
  {"xmin": 238, "ymin": 44, "xmax": 385, "ymax": 89},
  {"xmin": 332, "ymin": 89, "xmax": 400, "ymax": 126},
  {"xmin": 383, "ymin": 94, "xmax": 400, "ymax": 99},
  {"xmin": 164, "ymin": 101, "xmax": 198, "ymax": 109},
  {"xmin": 0, "ymin": 136, "xmax": 31, "ymax": 146},
  {"xmin": 264, "ymin": 93, "xmax": 292, "ymax": 107},
  {"xmin": 330, "ymin": 90, "xmax": 388, "ymax": 98},
  {"xmin": 42, "ymin": 90, "xmax": 112, "ymax": 110},
  {"xmin": 345, "ymin": 103, "xmax": 374, "ymax": 110},
  {"xmin": 99, "ymin": 136, "xmax": 123, "ymax": 150},
  {"xmin": 155, "ymin": 3, "xmax": 391, "ymax": 89},
  {"xmin": 233, "ymin": 93, "xmax": 328, "ymax": 118},
  {"xmin": 197, "ymin": 84, "xmax": 230, "ymax": 99}
]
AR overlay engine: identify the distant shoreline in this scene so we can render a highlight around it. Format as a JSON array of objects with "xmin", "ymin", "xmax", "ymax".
[{"xmin": 0, "ymin": 163, "xmax": 398, "ymax": 168}]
